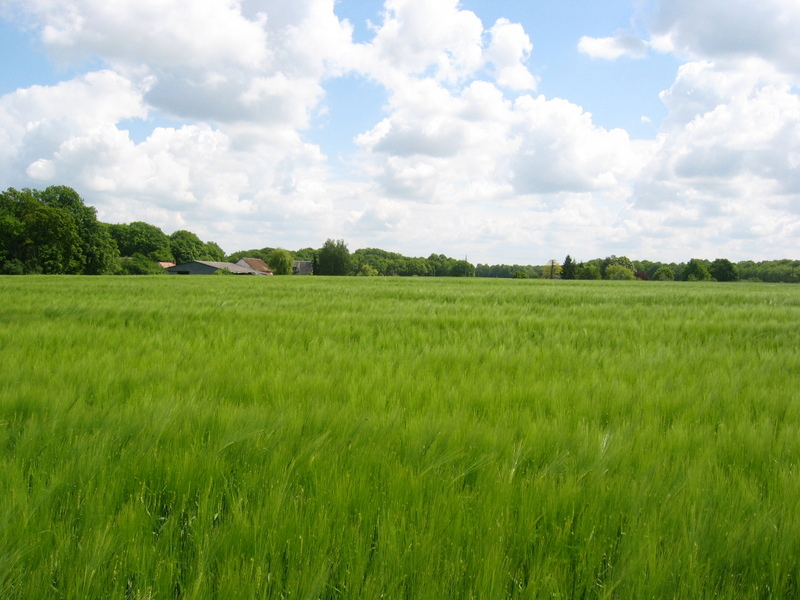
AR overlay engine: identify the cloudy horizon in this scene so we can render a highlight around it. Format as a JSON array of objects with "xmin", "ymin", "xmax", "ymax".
[{"xmin": 1, "ymin": 0, "xmax": 798, "ymax": 265}]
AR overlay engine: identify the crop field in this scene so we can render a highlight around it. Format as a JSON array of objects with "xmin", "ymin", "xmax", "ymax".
[{"xmin": 1, "ymin": 276, "xmax": 799, "ymax": 599}]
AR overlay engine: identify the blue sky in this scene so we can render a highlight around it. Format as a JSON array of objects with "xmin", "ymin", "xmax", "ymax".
[{"xmin": 1, "ymin": 0, "xmax": 798, "ymax": 264}]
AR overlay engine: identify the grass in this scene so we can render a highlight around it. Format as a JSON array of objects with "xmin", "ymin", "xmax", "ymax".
[{"xmin": 1, "ymin": 276, "xmax": 799, "ymax": 598}]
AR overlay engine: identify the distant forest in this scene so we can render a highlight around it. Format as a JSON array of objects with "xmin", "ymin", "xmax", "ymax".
[{"xmin": 2, "ymin": 186, "xmax": 798, "ymax": 282}]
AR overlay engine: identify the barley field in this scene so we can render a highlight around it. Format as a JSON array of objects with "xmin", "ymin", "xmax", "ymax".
[{"xmin": 1, "ymin": 276, "xmax": 799, "ymax": 599}]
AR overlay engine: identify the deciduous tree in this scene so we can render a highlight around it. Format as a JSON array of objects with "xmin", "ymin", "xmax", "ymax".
[
  {"xmin": 683, "ymin": 258, "xmax": 712, "ymax": 281},
  {"xmin": 316, "ymin": 239, "xmax": 351, "ymax": 276},
  {"xmin": 653, "ymin": 266, "xmax": 675, "ymax": 281},
  {"xmin": 169, "ymin": 230, "xmax": 206, "ymax": 264},
  {"xmin": 268, "ymin": 248, "xmax": 294, "ymax": 275},
  {"xmin": 709, "ymin": 258, "xmax": 739, "ymax": 282}
]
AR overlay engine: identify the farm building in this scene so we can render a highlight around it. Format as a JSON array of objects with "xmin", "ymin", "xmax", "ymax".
[
  {"xmin": 293, "ymin": 260, "xmax": 314, "ymax": 275},
  {"xmin": 236, "ymin": 258, "xmax": 273, "ymax": 274},
  {"xmin": 166, "ymin": 261, "xmax": 265, "ymax": 275}
]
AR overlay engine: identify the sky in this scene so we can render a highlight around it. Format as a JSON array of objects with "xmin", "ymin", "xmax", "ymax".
[{"xmin": 0, "ymin": 0, "xmax": 798, "ymax": 265}]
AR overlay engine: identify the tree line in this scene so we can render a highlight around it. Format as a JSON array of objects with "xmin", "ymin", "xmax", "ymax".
[
  {"xmin": 2, "ymin": 186, "xmax": 798, "ymax": 282},
  {"xmin": 480, "ymin": 255, "xmax": 799, "ymax": 283}
]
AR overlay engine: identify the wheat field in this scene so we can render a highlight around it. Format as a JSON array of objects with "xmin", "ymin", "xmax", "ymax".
[{"xmin": 1, "ymin": 275, "xmax": 799, "ymax": 599}]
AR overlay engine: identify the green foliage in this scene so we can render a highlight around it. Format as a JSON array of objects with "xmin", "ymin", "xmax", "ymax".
[
  {"xmin": 293, "ymin": 247, "xmax": 317, "ymax": 261},
  {"xmin": 268, "ymin": 248, "xmax": 294, "ymax": 275},
  {"xmin": 1, "ymin": 277, "xmax": 799, "ymax": 599},
  {"xmin": 0, "ymin": 186, "xmax": 118, "ymax": 274},
  {"xmin": 25, "ymin": 203, "xmax": 82, "ymax": 273},
  {"xmin": 653, "ymin": 266, "xmax": 675, "ymax": 281},
  {"xmin": 512, "ymin": 270, "xmax": 529, "ymax": 279},
  {"xmin": 602, "ymin": 255, "xmax": 635, "ymax": 279},
  {"xmin": 316, "ymin": 238, "xmax": 352, "ymax": 275},
  {"xmin": 357, "ymin": 263, "xmax": 379, "ymax": 276},
  {"xmin": 683, "ymin": 258, "xmax": 712, "ymax": 281},
  {"xmin": 606, "ymin": 264, "xmax": 636, "ymax": 280},
  {"xmin": 736, "ymin": 259, "xmax": 800, "ymax": 283},
  {"xmin": 108, "ymin": 221, "xmax": 174, "ymax": 261},
  {"xmin": 118, "ymin": 253, "xmax": 168, "ymax": 275},
  {"xmin": 577, "ymin": 263, "xmax": 602, "ymax": 280},
  {"xmin": 36, "ymin": 185, "xmax": 119, "ymax": 274},
  {"xmin": 710, "ymin": 258, "xmax": 739, "ymax": 282},
  {"xmin": 545, "ymin": 259, "xmax": 561, "ymax": 279},
  {"xmin": 561, "ymin": 254, "xmax": 576, "ymax": 279},
  {"xmin": 204, "ymin": 241, "xmax": 226, "ymax": 262},
  {"xmin": 476, "ymin": 264, "xmax": 537, "ymax": 278},
  {"xmin": 169, "ymin": 229, "xmax": 207, "ymax": 264}
]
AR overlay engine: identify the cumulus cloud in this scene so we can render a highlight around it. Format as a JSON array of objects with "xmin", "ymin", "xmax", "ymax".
[
  {"xmin": 356, "ymin": 77, "xmax": 645, "ymax": 206},
  {"xmin": 486, "ymin": 19, "xmax": 538, "ymax": 90},
  {"xmin": 578, "ymin": 32, "xmax": 649, "ymax": 60},
  {"xmin": 364, "ymin": 0, "xmax": 485, "ymax": 85},
  {"xmin": 2, "ymin": 0, "xmax": 800, "ymax": 262},
  {"xmin": 7, "ymin": 0, "xmax": 354, "ymax": 132},
  {"xmin": 650, "ymin": 0, "xmax": 800, "ymax": 75},
  {"xmin": 631, "ymin": 58, "xmax": 800, "ymax": 256}
]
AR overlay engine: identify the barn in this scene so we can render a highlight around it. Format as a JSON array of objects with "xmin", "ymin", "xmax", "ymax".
[
  {"xmin": 236, "ymin": 258, "xmax": 273, "ymax": 274},
  {"xmin": 166, "ymin": 261, "xmax": 264, "ymax": 275}
]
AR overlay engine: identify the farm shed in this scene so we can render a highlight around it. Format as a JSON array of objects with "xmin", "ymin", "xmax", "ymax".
[
  {"xmin": 236, "ymin": 258, "xmax": 273, "ymax": 274},
  {"xmin": 166, "ymin": 261, "xmax": 264, "ymax": 275},
  {"xmin": 293, "ymin": 260, "xmax": 314, "ymax": 275}
]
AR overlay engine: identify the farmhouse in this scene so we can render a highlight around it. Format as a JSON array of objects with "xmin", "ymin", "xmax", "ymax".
[
  {"xmin": 236, "ymin": 258, "xmax": 273, "ymax": 274},
  {"xmin": 166, "ymin": 261, "xmax": 265, "ymax": 275}
]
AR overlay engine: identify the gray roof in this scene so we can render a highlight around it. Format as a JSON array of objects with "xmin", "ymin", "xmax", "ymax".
[
  {"xmin": 197, "ymin": 261, "xmax": 261, "ymax": 274},
  {"xmin": 236, "ymin": 258, "xmax": 273, "ymax": 273},
  {"xmin": 168, "ymin": 261, "xmax": 264, "ymax": 275},
  {"xmin": 293, "ymin": 260, "xmax": 314, "ymax": 275}
]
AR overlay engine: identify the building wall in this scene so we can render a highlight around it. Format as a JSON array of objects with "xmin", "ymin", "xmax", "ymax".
[{"xmin": 167, "ymin": 263, "xmax": 220, "ymax": 275}]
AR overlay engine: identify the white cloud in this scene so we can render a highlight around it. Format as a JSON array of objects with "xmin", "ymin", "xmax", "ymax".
[
  {"xmin": 2, "ymin": 0, "xmax": 800, "ymax": 263},
  {"xmin": 650, "ymin": 0, "xmax": 800, "ymax": 76},
  {"xmin": 578, "ymin": 33, "xmax": 649, "ymax": 60},
  {"xmin": 486, "ymin": 19, "xmax": 537, "ymax": 90},
  {"xmin": 631, "ymin": 58, "xmax": 800, "ymax": 256},
  {"xmin": 365, "ymin": 0, "xmax": 485, "ymax": 85}
]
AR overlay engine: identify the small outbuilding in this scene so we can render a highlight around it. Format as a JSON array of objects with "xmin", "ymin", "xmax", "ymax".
[
  {"xmin": 293, "ymin": 260, "xmax": 314, "ymax": 275},
  {"xmin": 167, "ymin": 261, "xmax": 264, "ymax": 275}
]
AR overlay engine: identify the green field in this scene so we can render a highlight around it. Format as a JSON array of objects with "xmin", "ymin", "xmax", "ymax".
[{"xmin": 1, "ymin": 276, "xmax": 799, "ymax": 599}]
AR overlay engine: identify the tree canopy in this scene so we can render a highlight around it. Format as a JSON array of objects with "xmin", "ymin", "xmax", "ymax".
[
  {"xmin": 683, "ymin": 258, "xmax": 712, "ymax": 281},
  {"xmin": 0, "ymin": 186, "xmax": 117, "ymax": 274},
  {"xmin": 709, "ymin": 258, "xmax": 739, "ymax": 282},
  {"xmin": 108, "ymin": 221, "xmax": 174, "ymax": 262},
  {"xmin": 316, "ymin": 239, "xmax": 351, "ymax": 276},
  {"xmin": 268, "ymin": 248, "xmax": 294, "ymax": 275}
]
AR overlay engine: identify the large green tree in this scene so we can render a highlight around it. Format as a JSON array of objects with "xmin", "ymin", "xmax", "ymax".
[
  {"xmin": 36, "ymin": 186, "xmax": 118, "ymax": 274},
  {"xmin": 1, "ymin": 186, "xmax": 117, "ymax": 274},
  {"xmin": 109, "ymin": 221, "xmax": 174, "ymax": 262},
  {"xmin": 204, "ymin": 241, "xmax": 226, "ymax": 262},
  {"xmin": 652, "ymin": 266, "xmax": 675, "ymax": 281},
  {"xmin": 268, "ymin": 248, "xmax": 294, "ymax": 275},
  {"xmin": 577, "ymin": 263, "xmax": 602, "ymax": 280},
  {"xmin": 709, "ymin": 258, "xmax": 739, "ymax": 282},
  {"xmin": 606, "ymin": 264, "xmax": 636, "ymax": 280},
  {"xmin": 683, "ymin": 258, "xmax": 712, "ymax": 281},
  {"xmin": 316, "ymin": 239, "xmax": 351, "ymax": 275},
  {"xmin": 25, "ymin": 204, "xmax": 82, "ymax": 274},
  {"xmin": 169, "ymin": 230, "xmax": 207, "ymax": 264}
]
